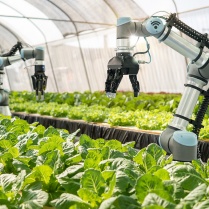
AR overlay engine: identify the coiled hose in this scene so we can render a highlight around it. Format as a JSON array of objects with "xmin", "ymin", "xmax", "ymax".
[
  {"xmin": 164, "ymin": 14, "xmax": 209, "ymax": 159},
  {"xmin": 165, "ymin": 13, "xmax": 209, "ymax": 49},
  {"xmin": 192, "ymin": 93, "xmax": 209, "ymax": 159},
  {"xmin": 193, "ymin": 95, "xmax": 209, "ymax": 136}
]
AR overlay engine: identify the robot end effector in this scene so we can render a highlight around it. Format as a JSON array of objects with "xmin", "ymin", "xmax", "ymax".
[
  {"xmin": 21, "ymin": 46, "xmax": 48, "ymax": 101},
  {"xmin": 105, "ymin": 17, "xmax": 148, "ymax": 98},
  {"xmin": 105, "ymin": 55, "xmax": 140, "ymax": 98},
  {"xmin": 105, "ymin": 16, "xmax": 159, "ymax": 98},
  {"xmin": 0, "ymin": 42, "xmax": 48, "ymax": 101}
]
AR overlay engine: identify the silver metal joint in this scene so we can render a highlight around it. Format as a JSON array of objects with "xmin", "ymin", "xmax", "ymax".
[{"xmin": 116, "ymin": 39, "xmax": 132, "ymax": 53}]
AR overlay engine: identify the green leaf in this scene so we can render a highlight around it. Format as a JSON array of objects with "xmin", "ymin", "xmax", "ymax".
[
  {"xmin": 8, "ymin": 147, "xmax": 19, "ymax": 158},
  {"xmin": 62, "ymin": 141, "xmax": 75, "ymax": 158},
  {"xmin": 84, "ymin": 148, "xmax": 103, "ymax": 170},
  {"xmin": 0, "ymin": 140, "xmax": 12, "ymax": 149},
  {"xmin": 0, "ymin": 125, "xmax": 7, "ymax": 135},
  {"xmin": 50, "ymin": 193, "xmax": 91, "ymax": 209},
  {"xmin": 113, "ymin": 170, "xmax": 131, "ymax": 194},
  {"xmin": 171, "ymin": 182, "xmax": 186, "ymax": 201},
  {"xmin": 57, "ymin": 177, "xmax": 81, "ymax": 195},
  {"xmin": 15, "ymin": 134, "xmax": 36, "ymax": 154},
  {"xmin": 43, "ymin": 150, "xmax": 64, "ymax": 174},
  {"xmin": 38, "ymin": 141, "xmax": 62, "ymax": 155},
  {"xmin": 81, "ymin": 169, "xmax": 105, "ymax": 195},
  {"xmin": 79, "ymin": 134, "xmax": 95, "ymax": 149},
  {"xmin": 23, "ymin": 165, "xmax": 53, "ymax": 188},
  {"xmin": 102, "ymin": 171, "xmax": 116, "ymax": 199},
  {"xmin": 133, "ymin": 147, "xmax": 146, "ymax": 165},
  {"xmin": 146, "ymin": 143, "xmax": 166, "ymax": 163},
  {"xmin": 0, "ymin": 119, "xmax": 11, "ymax": 127},
  {"xmin": 99, "ymin": 195, "xmax": 141, "ymax": 209},
  {"xmin": 104, "ymin": 140, "xmax": 122, "ymax": 151},
  {"xmin": 127, "ymin": 147, "xmax": 138, "ymax": 159},
  {"xmin": 66, "ymin": 129, "xmax": 80, "ymax": 142},
  {"xmin": 56, "ymin": 164, "xmax": 84, "ymax": 179},
  {"xmin": 0, "ymin": 173, "xmax": 16, "ymax": 192},
  {"xmin": 109, "ymin": 158, "xmax": 141, "ymax": 187},
  {"xmin": 192, "ymin": 159, "xmax": 207, "ymax": 178},
  {"xmin": 0, "ymin": 163, "xmax": 3, "ymax": 173},
  {"xmin": 194, "ymin": 199, "xmax": 209, "ymax": 209},
  {"xmin": 77, "ymin": 146, "xmax": 88, "ymax": 159},
  {"xmin": 78, "ymin": 188, "xmax": 102, "ymax": 208},
  {"xmin": 12, "ymin": 170, "xmax": 27, "ymax": 192},
  {"xmin": 56, "ymin": 165, "xmax": 83, "ymax": 194},
  {"xmin": 47, "ymin": 135, "xmax": 65, "ymax": 145},
  {"xmin": 108, "ymin": 149, "xmax": 124, "ymax": 159},
  {"xmin": 19, "ymin": 189, "xmax": 48, "ymax": 209},
  {"xmin": 94, "ymin": 138, "xmax": 106, "ymax": 148},
  {"xmin": 32, "ymin": 124, "xmax": 46, "ymax": 136},
  {"xmin": 0, "ymin": 153, "xmax": 13, "ymax": 172},
  {"xmin": 66, "ymin": 154, "xmax": 82, "ymax": 165},
  {"xmin": 142, "ymin": 152, "xmax": 156, "ymax": 172},
  {"xmin": 170, "ymin": 164, "xmax": 206, "ymax": 191},
  {"xmin": 0, "ymin": 132, "xmax": 17, "ymax": 145},
  {"xmin": 158, "ymin": 154, "xmax": 173, "ymax": 167},
  {"xmin": 135, "ymin": 174, "xmax": 172, "ymax": 203},
  {"xmin": 153, "ymin": 168, "xmax": 170, "ymax": 180},
  {"xmin": 43, "ymin": 126, "xmax": 60, "ymax": 137},
  {"xmin": 102, "ymin": 170, "xmax": 115, "ymax": 181},
  {"xmin": 122, "ymin": 141, "xmax": 135, "ymax": 152},
  {"xmin": 142, "ymin": 193, "xmax": 176, "ymax": 209},
  {"xmin": 183, "ymin": 183, "xmax": 207, "ymax": 203}
]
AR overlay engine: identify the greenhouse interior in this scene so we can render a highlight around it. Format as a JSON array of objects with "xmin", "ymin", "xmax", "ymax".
[{"xmin": 1, "ymin": 0, "xmax": 209, "ymax": 208}]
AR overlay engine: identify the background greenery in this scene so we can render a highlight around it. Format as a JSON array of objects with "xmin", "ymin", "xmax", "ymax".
[{"xmin": 9, "ymin": 91, "xmax": 209, "ymax": 139}]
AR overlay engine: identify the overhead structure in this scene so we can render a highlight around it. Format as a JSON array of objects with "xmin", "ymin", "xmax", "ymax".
[{"xmin": 0, "ymin": 0, "xmax": 209, "ymax": 93}]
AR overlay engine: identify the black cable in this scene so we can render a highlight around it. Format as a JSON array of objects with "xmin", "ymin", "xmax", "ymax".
[
  {"xmin": 133, "ymin": 37, "xmax": 150, "ymax": 56},
  {"xmin": 165, "ymin": 13, "xmax": 209, "ymax": 49},
  {"xmin": 133, "ymin": 37, "xmax": 151, "ymax": 64}
]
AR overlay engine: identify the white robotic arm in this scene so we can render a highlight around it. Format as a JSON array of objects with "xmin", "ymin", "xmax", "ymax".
[
  {"xmin": 106, "ymin": 13, "xmax": 209, "ymax": 161},
  {"xmin": 0, "ymin": 42, "xmax": 48, "ymax": 115}
]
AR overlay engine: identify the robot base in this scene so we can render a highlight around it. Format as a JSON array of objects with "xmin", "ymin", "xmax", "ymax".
[
  {"xmin": 0, "ymin": 106, "xmax": 11, "ymax": 116},
  {"xmin": 159, "ymin": 129, "xmax": 197, "ymax": 162}
]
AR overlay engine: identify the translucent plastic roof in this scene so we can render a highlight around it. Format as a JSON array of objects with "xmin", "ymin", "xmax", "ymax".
[
  {"xmin": 0, "ymin": 0, "xmax": 209, "ymax": 94},
  {"xmin": 0, "ymin": 0, "xmax": 147, "ymax": 46},
  {"xmin": 0, "ymin": 0, "xmax": 208, "ymax": 46}
]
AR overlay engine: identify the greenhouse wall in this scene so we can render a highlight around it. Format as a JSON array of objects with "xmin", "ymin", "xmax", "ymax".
[{"xmin": 0, "ymin": 1, "xmax": 209, "ymax": 94}]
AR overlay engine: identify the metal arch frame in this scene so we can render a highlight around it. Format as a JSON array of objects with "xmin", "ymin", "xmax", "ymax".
[
  {"xmin": 171, "ymin": 0, "xmax": 189, "ymax": 68},
  {"xmin": 0, "ymin": 23, "xmax": 23, "ymax": 91},
  {"xmin": 47, "ymin": 0, "xmax": 93, "ymax": 91},
  {"xmin": 0, "ymin": 14, "xmax": 115, "ymax": 27},
  {"xmin": 53, "ymin": 0, "xmax": 118, "ymax": 91},
  {"xmin": 0, "ymin": 0, "xmax": 59, "ymax": 92},
  {"xmin": 0, "ymin": 23, "xmax": 21, "ymax": 41}
]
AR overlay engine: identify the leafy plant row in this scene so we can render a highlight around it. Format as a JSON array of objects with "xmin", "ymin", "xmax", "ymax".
[
  {"xmin": 10, "ymin": 91, "xmax": 182, "ymax": 112},
  {"xmin": 1, "ymin": 115, "xmax": 209, "ymax": 209},
  {"xmin": 9, "ymin": 91, "xmax": 209, "ymax": 139}
]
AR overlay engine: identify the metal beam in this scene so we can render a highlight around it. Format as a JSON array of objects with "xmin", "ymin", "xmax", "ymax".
[
  {"xmin": 0, "ymin": 14, "xmax": 115, "ymax": 26},
  {"xmin": 47, "ymin": 0, "xmax": 92, "ymax": 91},
  {"xmin": 0, "ymin": 0, "xmax": 59, "ymax": 92}
]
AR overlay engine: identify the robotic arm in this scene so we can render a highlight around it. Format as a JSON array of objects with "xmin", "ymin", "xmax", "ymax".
[
  {"xmin": 106, "ymin": 13, "xmax": 209, "ymax": 161},
  {"xmin": 0, "ymin": 42, "xmax": 48, "ymax": 115}
]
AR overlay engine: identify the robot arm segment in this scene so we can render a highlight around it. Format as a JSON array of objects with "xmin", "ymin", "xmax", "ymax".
[
  {"xmin": 1, "ymin": 41, "xmax": 22, "ymax": 57},
  {"xmin": 0, "ymin": 43, "xmax": 48, "ymax": 101},
  {"xmin": 107, "ymin": 13, "xmax": 209, "ymax": 161},
  {"xmin": 106, "ymin": 16, "xmax": 165, "ymax": 98},
  {"xmin": 21, "ymin": 47, "xmax": 47, "ymax": 100}
]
